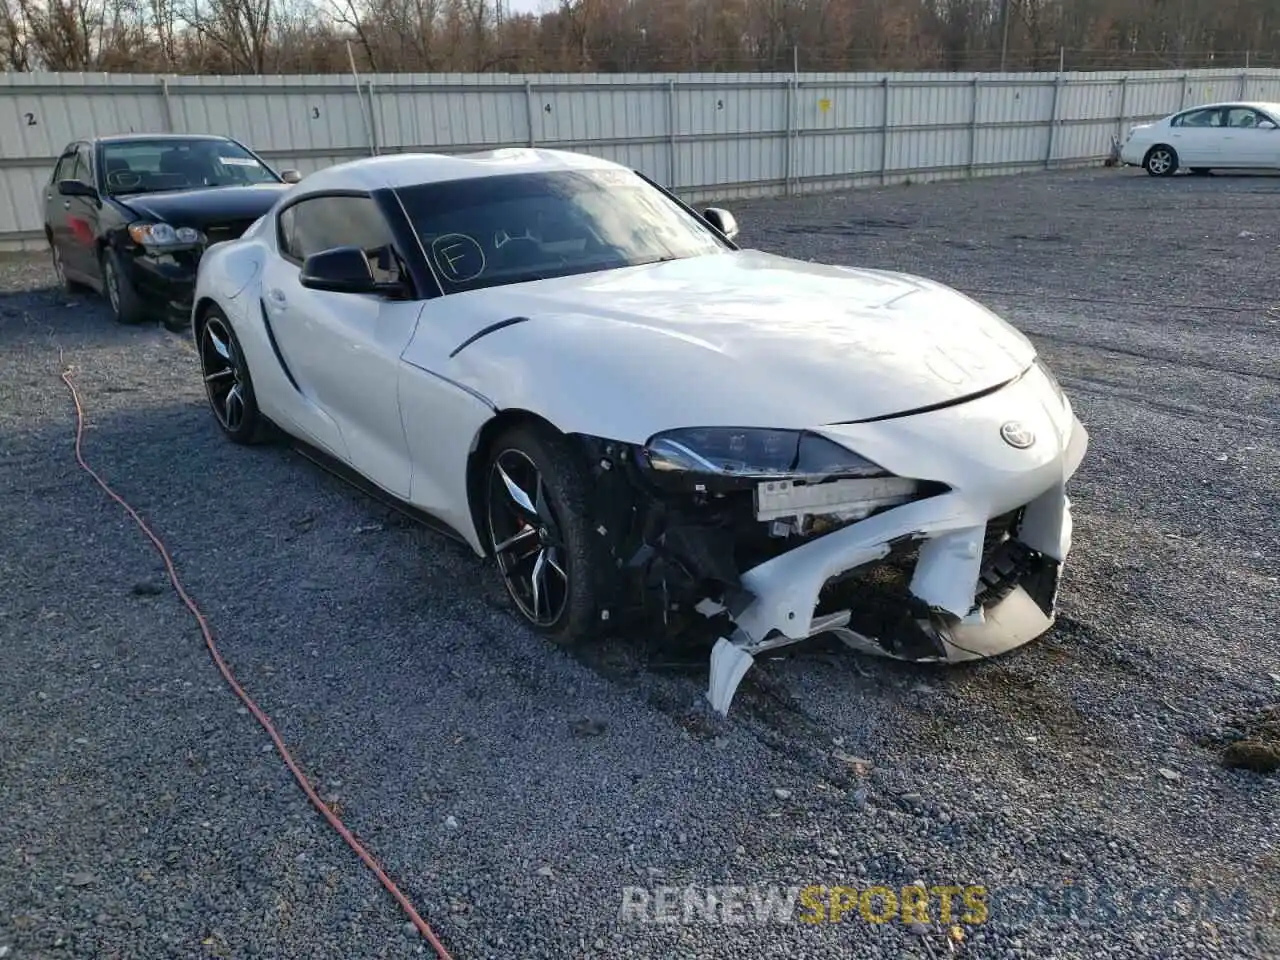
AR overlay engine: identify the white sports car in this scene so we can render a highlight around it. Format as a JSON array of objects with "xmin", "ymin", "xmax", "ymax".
[
  {"xmin": 1119, "ymin": 100, "xmax": 1280, "ymax": 176},
  {"xmin": 191, "ymin": 148, "xmax": 1089, "ymax": 714}
]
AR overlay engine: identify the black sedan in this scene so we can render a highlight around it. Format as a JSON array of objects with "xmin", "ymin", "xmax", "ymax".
[{"xmin": 44, "ymin": 133, "xmax": 301, "ymax": 330}]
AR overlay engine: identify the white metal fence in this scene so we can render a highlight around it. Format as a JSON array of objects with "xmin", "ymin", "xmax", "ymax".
[{"xmin": 2, "ymin": 68, "xmax": 1276, "ymax": 249}]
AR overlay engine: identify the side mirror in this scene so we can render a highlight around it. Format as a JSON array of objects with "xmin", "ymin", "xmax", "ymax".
[
  {"xmin": 703, "ymin": 207, "xmax": 739, "ymax": 241},
  {"xmin": 280, "ymin": 168, "xmax": 302, "ymax": 184},
  {"xmin": 300, "ymin": 246, "xmax": 379, "ymax": 294},
  {"xmin": 58, "ymin": 179, "xmax": 97, "ymax": 199}
]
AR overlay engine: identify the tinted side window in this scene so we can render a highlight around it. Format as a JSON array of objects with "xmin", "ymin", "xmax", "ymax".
[
  {"xmin": 1173, "ymin": 108, "xmax": 1222, "ymax": 128},
  {"xmin": 278, "ymin": 205, "xmax": 299, "ymax": 259},
  {"xmin": 51, "ymin": 152, "xmax": 73, "ymax": 184},
  {"xmin": 281, "ymin": 195, "xmax": 401, "ymax": 283},
  {"xmin": 1225, "ymin": 107, "xmax": 1268, "ymax": 128},
  {"xmin": 71, "ymin": 145, "xmax": 93, "ymax": 184}
]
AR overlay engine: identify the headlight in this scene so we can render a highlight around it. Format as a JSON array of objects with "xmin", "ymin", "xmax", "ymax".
[
  {"xmin": 128, "ymin": 221, "xmax": 206, "ymax": 250},
  {"xmin": 638, "ymin": 427, "xmax": 887, "ymax": 484}
]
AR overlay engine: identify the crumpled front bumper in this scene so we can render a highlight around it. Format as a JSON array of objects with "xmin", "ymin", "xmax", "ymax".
[
  {"xmin": 707, "ymin": 367, "xmax": 1090, "ymax": 714},
  {"xmin": 130, "ymin": 249, "xmax": 199, "ymax": 328}
]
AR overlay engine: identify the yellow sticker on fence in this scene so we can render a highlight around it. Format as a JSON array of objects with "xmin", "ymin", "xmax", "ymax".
[{"xmin": 818, "ymin": 98, "xmax": 832, "ymax": 113}]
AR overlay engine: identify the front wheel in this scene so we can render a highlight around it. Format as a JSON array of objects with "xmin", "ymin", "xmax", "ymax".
[
  {"xmin": 101, "ymin": 247, "xmax": 147, "ymax": 324},
  {"xmin": 1144, "ymin": 145, "xmax": 1178, "ymax": 177},
  {"xmin": 484, "ymin": 423, "xmax": 609, "ymax": 645},
  {"xmin": 197, "ymin": 306, "xmax": 271, "ymax": 445}
]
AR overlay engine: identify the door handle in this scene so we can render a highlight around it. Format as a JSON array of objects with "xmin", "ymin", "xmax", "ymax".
[
  {"xmin": 267, "ymin": 288, "xmax": 287, "ymax": 307},
  {"xmin": 62, "ymin": 201, "xmax": 70, "ymax": 210}
]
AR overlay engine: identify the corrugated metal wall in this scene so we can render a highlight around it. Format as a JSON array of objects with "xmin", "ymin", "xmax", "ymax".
[{"xmin": 1, "ymin": 67, "xmax": 1274, "ymax": 249}]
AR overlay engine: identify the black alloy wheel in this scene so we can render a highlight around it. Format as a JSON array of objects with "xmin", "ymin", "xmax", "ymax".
[
  {"xmin": 482, "ymin": 424, "xmax": 610, "ymax": 643},
  {"xmin": 198, "ymin": 308, "xmax": 269, "ymax": 444},
  {"xmin": 487, "ymin": 447, "xmax": 571, "ymax": 627}
]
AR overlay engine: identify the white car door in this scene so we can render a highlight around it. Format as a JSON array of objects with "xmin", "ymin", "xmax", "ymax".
[
  {"xmin": 1167, "ymin": 106, "xmax": 1226, "ymax": 166},
  {"xmin": 1221, "ymin": 106, "xmax": 1280, "ymax": 167},
  {"xmin": 261, "ymin": 193, "xmax": 420, "ymax": 499}
]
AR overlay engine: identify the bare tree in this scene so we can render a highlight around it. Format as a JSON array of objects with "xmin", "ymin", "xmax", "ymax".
[
  {"xmin": 0, "ymin": 0, "xmax": 34, "ymax": 68},
  {"xmin": 3, "ymin": 0, "xmax": 1280, "ymax": 76},
  {"xmin": 330, "ymin": 0, "xmax": 378, "ymax": 69},
  {"xmin": 184, "ymin": 0, "xmax": 274, "ymax": 72}
]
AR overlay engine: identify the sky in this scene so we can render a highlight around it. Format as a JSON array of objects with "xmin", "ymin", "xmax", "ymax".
[{"xmin": 503, "ymin": 0, "xmax": 555, "ymax": 17}]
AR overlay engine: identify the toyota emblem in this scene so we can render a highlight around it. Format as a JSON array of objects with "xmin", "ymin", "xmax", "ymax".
[{"xmin": 1000, "ymin": 421, "xmax": 1035, "ymax": 449}]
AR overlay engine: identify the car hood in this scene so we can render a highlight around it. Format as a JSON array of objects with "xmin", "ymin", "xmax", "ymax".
[
  {"xmin": 114, "ymin": 183, "xmax": 291, "ymax": 229},
  {"xmin": 428, "ymin": 249, "xmax": 1038, "ymax": 439}
]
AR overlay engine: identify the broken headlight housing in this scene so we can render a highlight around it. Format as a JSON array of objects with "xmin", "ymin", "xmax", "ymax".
[
  {"xmin": 637, "ymin": 427, "xmax": 888, "ymax": 493},
  {"xmin": 637, "ymin": 427, "xmax": 944, "ymax": 537}
]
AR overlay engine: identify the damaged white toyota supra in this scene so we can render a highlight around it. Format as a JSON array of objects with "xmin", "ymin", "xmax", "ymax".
[{"xmin": 191, "ymin": 148, "xmax": 1089, "ymax": 714}]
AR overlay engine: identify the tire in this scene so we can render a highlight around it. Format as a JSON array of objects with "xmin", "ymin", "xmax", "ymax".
[
  {"xmin": 101, "ymin": 246, "xmax": 147, "ymax": 324},
  {"xmin": 196, "ymin": 305, "xmax": 272, "ymax": 445},
  {"xmin": 1143, "ymin": 145, "xmax": 1178, "ymax": 177},
  {"xmin": 48, "ymin": 237, "xmax": 88, "ymax": 294},
  {"xmin": 483, "ymin": 422, "xmax": 611, "ymax": 645},
  {"xmin": 161, "ymin": 312, "xmax": 191, "ymax": 335}
]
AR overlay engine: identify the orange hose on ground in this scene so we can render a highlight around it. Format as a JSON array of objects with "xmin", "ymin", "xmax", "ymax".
[{"xmin": 59, "ymin": 353, "xmax": 455, "ymax": 960}]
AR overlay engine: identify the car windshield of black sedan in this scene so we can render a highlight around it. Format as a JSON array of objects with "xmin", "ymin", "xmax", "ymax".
[
  {"xmin": 394, "ymin": 169, "xmax": 730, "ymax": 292},
  {"xmin": 100, "ymin": 139, "xmax": 279, "ymax": 195}
]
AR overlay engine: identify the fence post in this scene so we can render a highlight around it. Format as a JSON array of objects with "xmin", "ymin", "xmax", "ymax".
[
  {"xmin": 1117, "ymin": 75, "xmax": 1129, "ymax": 141},
  {"xmin": 1046, "ymin": 72, "xmax": 1064, "ymax": 168},
  {"xmin": 159, "ymin": 77, "xmax": 175, "ymax": 132},
  {"xmin": 524, "ymin": 80, "xmax": 536, "ymax": 147},
  {"xmin": 783, "ymin": 75, "xmax": 794, "ymax": 196},
  {"xmin": 1239, "ymin": 70, "xmax": 1248, "ymax": 99},
  {"xmin": 366, "ymin": 79, "xmax": 380, "ymax": 155},
  {"xmin": 1180, "ymin": 73, "xmax": 1190, "ymax": 109},
  {"xmin": 666, "ymin": 79, "xmax": 676, "ymax": 190},
  {"xmin": 879, "ymin": 76, "xmax": 891, "ymax": 185},
  {"xmin": 967, "ymin": 75, "xmax": 980, "ymax": 175}
]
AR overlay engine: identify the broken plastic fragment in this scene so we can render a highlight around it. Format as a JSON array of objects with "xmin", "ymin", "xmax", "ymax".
[{"xmin": 707, "ymin": 638, "xmax": 755, "ymax": 715}]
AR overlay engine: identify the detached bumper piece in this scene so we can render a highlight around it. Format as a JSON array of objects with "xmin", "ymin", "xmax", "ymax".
[{"xmin": 706, "ymin": 477, "xmax": 1078, "ymax": 715}]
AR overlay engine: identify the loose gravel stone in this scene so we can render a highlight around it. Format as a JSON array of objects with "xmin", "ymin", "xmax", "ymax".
[{"xmin": 1, "ymin": 167, "xmax": 1276, "ymax": 959}]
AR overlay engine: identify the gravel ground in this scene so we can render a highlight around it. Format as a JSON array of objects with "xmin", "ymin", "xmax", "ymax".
[{"xmin": 1, "ymin": 166, "xmax": 1277, "ymax": 960}]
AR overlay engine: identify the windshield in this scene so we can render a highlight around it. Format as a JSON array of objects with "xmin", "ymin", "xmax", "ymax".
[
  {"xmin": 394, "ymin": 169, "xmax": 731, "ymax": 293},
  {"xmin": 100, "ymin": 138, "xmax": 280, "ymax": 195}
]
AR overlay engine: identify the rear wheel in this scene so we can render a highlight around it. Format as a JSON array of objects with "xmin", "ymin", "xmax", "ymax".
[
  {"xmin": 197, "ymin": 306, "xmax": 271, "ymax": 445},
  {"xmin": 1144, "ymin": 145, "xmax": 1178, "ymax": 177},
  {"xmin": 47, "ymin": 234, "xmax": 91, "ymax": 294},
  {"xmin": 483, "ymin": 423, "xmax": 609, "ymax": 645}
]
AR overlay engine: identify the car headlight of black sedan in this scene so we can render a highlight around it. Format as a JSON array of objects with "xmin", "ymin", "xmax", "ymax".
[{"xmin": 127, "ymin": 221, "xmax": 206, "ymax": 252}]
